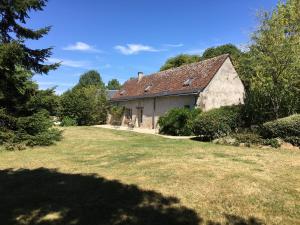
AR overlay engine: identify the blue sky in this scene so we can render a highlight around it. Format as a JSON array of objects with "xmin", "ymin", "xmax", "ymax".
[{"xmin": 27, "ymin": 0, "xmax": 278, "ymax": 94}]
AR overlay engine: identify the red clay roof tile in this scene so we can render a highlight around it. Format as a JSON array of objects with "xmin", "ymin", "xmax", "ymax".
[{"xmin": 111, "ymin": 54, "xmax": 229, "ymax": 101}]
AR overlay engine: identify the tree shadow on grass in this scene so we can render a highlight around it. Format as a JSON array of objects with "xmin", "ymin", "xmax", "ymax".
[
  {"xmin": 207, "ymin": 214, "xmax": 264, "ymax": 225},
  {"xmin": 0, "ymin": 168, "xmax": 201, "ymax": 225},
  {"xmin": 0, "ymin": 168, "xmax": 264, "ymax": 225}
]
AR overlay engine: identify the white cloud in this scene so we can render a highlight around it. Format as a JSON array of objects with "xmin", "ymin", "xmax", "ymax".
[
  {"xmin": 164, "ymin": 43, "xmax": 184, "ymax": 48},
  {"xmin": 114, "ymin": 44, "xmax": 160, "ymax": 55},
  {"xmin": 48, "ymin": 57, "xmax": 90, "ymax": 68},
  {"xmin": 63, "ymin": 42, "xmax": 102, "ymax": 53}
]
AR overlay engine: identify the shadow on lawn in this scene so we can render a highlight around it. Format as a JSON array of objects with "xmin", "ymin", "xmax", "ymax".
[
  {"xmin": 0, "ymin": 168, "xmax": 200, "ymax": 225},
  {"xmin": 0, "ymin": 168, "xmax": 264, "ymax": 225}
]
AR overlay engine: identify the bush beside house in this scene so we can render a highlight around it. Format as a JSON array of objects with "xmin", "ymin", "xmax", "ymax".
[
  {"xmin": 261, "ymin": 114, "xmax": 300, "ymax": 147},
  {"xmin": 193, "ymin": 106, "xmax": 243, "ymax": 140},
  {"xmin": 109, "ymin": 106, "xmax": 124, "ymax": 126},
  {"xmin": 158, "ymin": 105, "xmax": 299, "ymax": 149},
  {"xmin": 158, "ymin": 108, "xmax": 200, "ymax": 136}
]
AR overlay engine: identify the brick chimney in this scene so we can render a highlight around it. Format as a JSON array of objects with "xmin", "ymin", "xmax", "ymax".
[{"xmin": 138, "ymin": 72, "xmax": 144, "ymax": 81}]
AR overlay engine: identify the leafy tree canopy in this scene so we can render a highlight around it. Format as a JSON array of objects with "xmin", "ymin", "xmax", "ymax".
[
  {"xmin": 241, "ymin": 0, "xmax": 300, "ymax": 124},
  {"xmin": 107, "ymin": 79, "xmax": 121, "ymax": 90},
  {"xmin": 76, "ymin": 70, "xmax": 105, "ymax": 88},
  {"xmin": 60, "ymin": 86, "xmax": 108, "ymax": 126},
  {"xmin": 159, "ymin": 54, "xmax": 201, "ymax": 71},
  {"xmin": 201, "ymin": 44, "xmax": 242, "ymax": 61}
]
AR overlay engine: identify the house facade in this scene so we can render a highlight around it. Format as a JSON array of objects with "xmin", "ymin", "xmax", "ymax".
[{"xmin": 110, "ymin": 54, "xmax": 245, "ymax": 129}]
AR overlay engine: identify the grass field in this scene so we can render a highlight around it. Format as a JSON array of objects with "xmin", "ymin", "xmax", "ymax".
[{"xmin": 0, "ymin": 127, "xmax": 299, "ymax": 225}]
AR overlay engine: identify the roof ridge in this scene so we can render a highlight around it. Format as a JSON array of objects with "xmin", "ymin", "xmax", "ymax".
[
  {"xmin": 113, "ymin": 53, "xmax": 230, "ymax": 100},
  {"xmin": 162, "ymin": 53, "xmax": 229, "ymax": 73},
  {"xmin": 127, "ymin": 53, "xmax": 229, "ymax": 82}
]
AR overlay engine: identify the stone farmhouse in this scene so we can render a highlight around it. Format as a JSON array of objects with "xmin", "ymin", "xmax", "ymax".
[{"xmin": 110, "ymin": 54, "xmax": 245, "ymax": 129}]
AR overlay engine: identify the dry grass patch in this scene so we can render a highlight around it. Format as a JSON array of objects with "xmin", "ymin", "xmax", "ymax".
[{"xmin": 0, "ymin": 126, "xmax": 299, "ymax": 225}]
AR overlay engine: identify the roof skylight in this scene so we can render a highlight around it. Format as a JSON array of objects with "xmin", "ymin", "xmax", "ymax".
[
  {"xmin": 144, "ymin": 84, "xmax": 152, "ymax": 92},
  {"xmin": 183, "ymin": 78, "xmax": 193, "ymax": 87}
]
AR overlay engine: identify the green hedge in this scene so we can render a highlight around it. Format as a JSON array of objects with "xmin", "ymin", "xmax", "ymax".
[
  {"xmin": 158, "ymin": 108, "xmax": 201, "ymax": 136},
  {"xmin": 261, "ymin": 114, "xmax": 300, "ymax": 138},
  {"xmin": 193, "ymin": 106, "xmax": 243, "ymax": 140},
  {"xmin": 261, "ymin": 114, "xmax": 300, "ymax": 146},
  {"xmin": 284, "ymin": 136, "xmax": 300, "ymax": 147}
]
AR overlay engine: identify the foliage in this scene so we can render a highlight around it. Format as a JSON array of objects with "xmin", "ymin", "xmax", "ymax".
[
  {"xmin": 193, "ymin": 106, "xmax": 243, "ymax": 140},
  {"xmin": 26, "ymin": 88, "xmax": 60, "ymax": 116},
  {"xmin": 60, "ymin": 116, "xmax": 77, "ymax": 127},
  {"xmin": 284, "ymin": 136, "xmax": 300, "ymax": 147},
  {"xmin": 232, "ymin": 132, "xmax": 264, "ymax": 145},
  {"xmin": 158, "ymin": 108, "xmax": 201, "ymax": 136},
  {"xmin": 75, "ymin": 70, "xmax": 105, "ymax": 89},
  {"xmin": 107, "ymin": 79, "xmax": 121, "ymax": 90},
  {"xmin": 0, "ymin": 109, "xmax": 61, "ymax": 148},
  {"xmin": 261, "ymin": 114, "xmax": 300, "ymax": 139},
  {"xmin": 202, "ymin": 44, "xmax": 242, "ymax": 62},
  {"xmin": 263, "ymin": 138, "xmax": 281, "ymax": 148},
  {"xmin": 109, "ymin": 105, "xmax": 124, "ymax": 126},
  {"xmin": 240, "ymin": 0, "xmax": 300, "ymax": 124},
  {"xmin": 160, "ymin": 54, "xmax": 201, "ymax": 71},
  {"xmin": 0, "ymin": 0, "xmax": 61, "ymax": 148},
  {"xmin": 60, "ymin": 86, "xmax": 108, "ymax": 126}
]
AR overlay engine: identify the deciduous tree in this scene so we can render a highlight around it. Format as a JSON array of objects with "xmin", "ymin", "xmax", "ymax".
[
  {"xmin": 160, "ymin": 54, "xmax": 201, "ymax": 71},
  {"xmin": 107, "ymin": 79, "xmax": 121, "ymax": 90},
  {"xmin": 242, "ymin": 0, "xmax": 300, "ymax": 123}
]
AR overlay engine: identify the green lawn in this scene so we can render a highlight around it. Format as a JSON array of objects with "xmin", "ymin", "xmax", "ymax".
[{"xmin": 0, "ymin": 127, "xmax": 299, "ymax": 225}]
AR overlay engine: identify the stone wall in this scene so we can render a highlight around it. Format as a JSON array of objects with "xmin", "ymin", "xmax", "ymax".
[{"xmin": 197, "ymin": 57, "xmax": 245, "ymax": 111}]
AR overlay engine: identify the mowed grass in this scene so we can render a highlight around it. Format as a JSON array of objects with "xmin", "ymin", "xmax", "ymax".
[{"xmin": 0, "ymin": 127, "xmax": 299, "ymax": 225}]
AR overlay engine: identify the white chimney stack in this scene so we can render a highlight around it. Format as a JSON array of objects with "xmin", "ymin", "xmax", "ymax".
[{"xmin": 138, "ymin": 72, "xmax": 144, "ymax": 81}]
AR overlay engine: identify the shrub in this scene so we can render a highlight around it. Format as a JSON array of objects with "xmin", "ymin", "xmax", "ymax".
[
  {"xmin": 261, "ymin": 114, "xmax": 300, "ymax": 139},
  {"xmin": 284, "ymin": 136, "xmax": 300, "ymax": 147},
  {"xmin": 262, "ymin": 138, "xmax": 281, "ymax": 148},
  {"xmin": 109, "ymin": 106, "xmax": 124, "ymax": 126},
  {"xmin": 61, "ymin": 116, "xmax": 77, "ymax": 127},
  {"xmin": 232, "ymin": 132, "xmax": 263, "ymax": 145},
  {"xmin": 193, "ymin": 105, "xmax": 243, "ymax": 140},
  {"xmin": 158, "ymin": 108, "xmax": 201, "ymax": 136}
]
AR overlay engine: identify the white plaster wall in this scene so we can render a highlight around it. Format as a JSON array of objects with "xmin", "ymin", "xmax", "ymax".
[
  {"xmin": 154, "ymin": 95, "xmax": 195, "ymax": 128},
  {"xmin": 196, "ymin": 58, "xmax": 245, "ymax": 111},
  {"xmin": 116, "ymin": 95, "xmax": 195, "ymax": 129}
]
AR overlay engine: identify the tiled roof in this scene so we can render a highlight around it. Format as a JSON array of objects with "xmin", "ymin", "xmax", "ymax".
[
  {"xmin": 106, "ymin": 90, "xmax": 119, "ymax": 100},
  {"xmin": 111, "ymin": 54, "xmax": 229, "ymax": 101}
]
